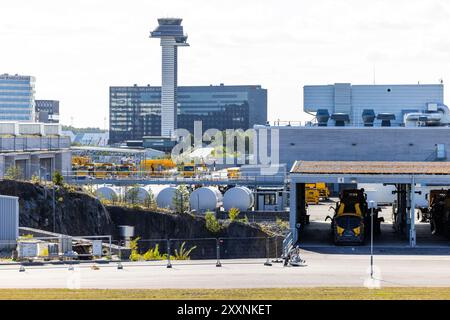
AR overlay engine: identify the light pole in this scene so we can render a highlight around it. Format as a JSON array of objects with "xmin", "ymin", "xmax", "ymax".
[{"xmin": 368, "ymin": 200, "xmax": 377, "ymax": 278}]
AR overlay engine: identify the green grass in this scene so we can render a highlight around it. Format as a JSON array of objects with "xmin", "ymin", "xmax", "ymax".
[{"xmin": 1, "ymin": 287, "xmax": 450, "ymax": 300}]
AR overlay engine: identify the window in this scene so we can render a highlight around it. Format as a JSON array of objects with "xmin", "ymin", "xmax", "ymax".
[{"xmin": 264, "ymin": 194, "xmax": 277, "ymax": 205}]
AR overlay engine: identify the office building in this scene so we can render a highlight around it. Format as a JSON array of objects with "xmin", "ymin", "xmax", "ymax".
[
  {"xmin": 150, "ymin": 18, "xmax": 189, "ymax": 137},
  {"xmin": 0, "ymin": 73, "xmax": 35, "ymax": 121},
  {"xmin": 35, "ymin": 100, "xmax": 60, "ymax": 123},
  {"xmin": 109, "ymin": 84, "xmax": 267, "ymax": 144}
]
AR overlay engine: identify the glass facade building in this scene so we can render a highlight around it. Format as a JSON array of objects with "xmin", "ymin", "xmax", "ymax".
[
  {"xmin": 0, "ymin": 74, "xmax": 35, "ymax": 121},
  {"xmin": 109, "ymin": 84, "xmax": 267, "ymax": 144},
  {"xmin": 35, "ymin": 100, "xmax": 60, "ymax": 123}
]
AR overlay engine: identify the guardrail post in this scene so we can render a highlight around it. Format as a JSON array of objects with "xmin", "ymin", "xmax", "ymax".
[
  {"xmin": 117, "ymin": 240, "xmax": 123, "ymax": 270},
  {"xmin": 264, "ymin": 237, "xmax": 272, "ymax": 266},
  {"xmin": 166, "ymin": 239, "xmax": 172, "ymax": 268},
  {"xmin": 216, "ymin": 238, "xmax": 222, "ymax": 267}
]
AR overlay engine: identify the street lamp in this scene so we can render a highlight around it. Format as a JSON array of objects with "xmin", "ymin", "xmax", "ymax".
[{"xmin": 368, "ymin": 200, "xmax": 377, "ymax": 278}]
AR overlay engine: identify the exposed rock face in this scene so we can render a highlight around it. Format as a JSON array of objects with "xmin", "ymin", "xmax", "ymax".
[
  {"xmin": 107, "ymin": 206, "xmax": 283, "ymax": 259},
  {"xmin": 0, "ymin": 180, "xmax": 114, "ymax": 236}
]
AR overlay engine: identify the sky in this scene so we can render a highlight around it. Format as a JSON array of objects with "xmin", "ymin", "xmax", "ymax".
[{"xmin": 1, "ymin": 0, "xmax": 450, "ymax": 128}]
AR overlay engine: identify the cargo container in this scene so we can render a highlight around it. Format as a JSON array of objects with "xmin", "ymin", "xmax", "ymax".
[
  {"xmin": 18, "ymin": 122, "xmax": 44, "ymax": 136},
  {"xmin": 0, "ymin": 195, "xmax": 19, "ymax": 249},
  {"xmin": 0, "ymin": 122, "xmax": 19, "ymax": 136},
  {"xmin": 43, "ymin": 123, "xmax": 62, "ymax": 136}
]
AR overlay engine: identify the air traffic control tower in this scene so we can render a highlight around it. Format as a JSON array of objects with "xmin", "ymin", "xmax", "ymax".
[{"xmin": 150, "ymin": 18, "xmax": 189, "ymax": 137}]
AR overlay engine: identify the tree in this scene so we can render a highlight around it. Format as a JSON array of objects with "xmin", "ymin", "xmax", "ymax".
[
  {"xmin": 144, "ymin": 190, "xmax": 156, "ymax": 209},
  {"xmin": 4, "ymin": 166, "xmax": 23, "ymax": 180},
  {"xmin": 172, "ymin": 185, "xmax": 190, "ymax": 213},
  {"xmin": 125, "ymin": 185, "xmax": 140, "ymax": 205},
  {"xmin": 52, "ymin": 171, "xmax": 64, "ymax": 186}
]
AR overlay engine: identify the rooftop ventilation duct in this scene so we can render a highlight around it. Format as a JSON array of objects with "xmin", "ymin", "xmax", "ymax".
[
  {"xmin": 331, "ymin": 113, "xmax": 350, "ymax": 127},
  {"xmin": 403, "ymin": 104, "xmax": 450, "ymax": 127},
  {"xmin": 362, "ymin": 109, "xmax": 376, "ymax": 127},
  {"xmin": 316, "ymin": 109, "xmax": 330, "ymax": 127},
  {"xmin": 377, "ymin": 113, "xmax": 396, "ymax": 127}
]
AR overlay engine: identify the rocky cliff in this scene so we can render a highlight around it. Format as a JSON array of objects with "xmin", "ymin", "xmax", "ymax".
[{"xmin": 0, "ymin": 180, "xmax": 114, "ymax": 236}]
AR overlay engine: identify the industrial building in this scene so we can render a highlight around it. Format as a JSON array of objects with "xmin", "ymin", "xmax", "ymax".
[
  {"xmin": 109, "ymin": 84, "xmax": 267, "ymax": 144},
  {"xmin": 0, "ymin": 73, "xmax": 35, "ymax": 121},
  {"xmin": 304, "ymin": 83, "xmax": 446, "ymax": 127},
  {"xmin": 35, "ymin": 100, "xmax": 60, "ymax": 123},
  {"xmin": 0, "ymin": 122, "xmax": 71, "ymax": 180}
]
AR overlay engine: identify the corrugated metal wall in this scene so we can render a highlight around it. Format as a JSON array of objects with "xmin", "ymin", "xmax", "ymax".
[
  {"xmin": 304, "ymin": 83, "xmax": 444, "ymax": 126},
  {"xmin": 0, "ymin": 195, "xmax": 19, "ymax": 241}
]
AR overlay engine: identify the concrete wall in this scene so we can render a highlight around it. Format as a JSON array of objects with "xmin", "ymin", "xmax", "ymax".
[{"xmin": 255, "ymin": 126, "xmax": 450, "ymax": 170}]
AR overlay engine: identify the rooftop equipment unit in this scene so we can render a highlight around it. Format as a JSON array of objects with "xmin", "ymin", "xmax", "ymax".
[
  {"xmin": 362, "ymin": 109, "xmax": 376, "ymax": 127},
  {"xmin": 316, "ymin": 109, "xmax": 330, "ymax": 127},
  {"xmin": 377, "ymin": 113, "xmax": 396, "ymax": 127},
  {"xmin": 331, "ymin": 113, "xmax": 350, "ymax": 126}
]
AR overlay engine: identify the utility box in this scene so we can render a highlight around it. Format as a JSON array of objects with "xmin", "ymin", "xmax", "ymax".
[{"xmin": 0, "ymin": 195, "xmax": 19, "ymax": 250}]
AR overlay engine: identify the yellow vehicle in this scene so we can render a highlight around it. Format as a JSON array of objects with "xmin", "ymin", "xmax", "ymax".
[
  {"xmin": 180, "ymin": 162, "xmax": 208, "ymax": 178},
  {"xmin": 227, "ymin": 167, "xmax": 240, "ymax": 179},
  {"xmin": 326, "ymin": 189, "xmax": 383, "ymax": 245},
  {"xmin": 140, "ymin": 159, "xmax": 176, "ymax": 177},
  {"xmin": 72, "ymin": 156, "xmax": 91, "ymax": 166},
  {"xmin": 305, "ymin": 188, "xmax": 320, "ymax": 205},
  {"xmin": 92, "ymin": 163, "xmax": 114, "ymax": 179},
  {"xmin": 73, "ymin": 164, "xmax": 92, "ymax": 179},
  {"xmin": 114, "ymin": 163, "xmax": 136, "ymax": 177},
  {"xmin": 305, "ymin": 182, "xmax": 330, "ymax": 200}
]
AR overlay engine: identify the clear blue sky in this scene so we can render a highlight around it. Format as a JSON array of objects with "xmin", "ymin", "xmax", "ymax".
[{"xmin": 1, "ymin": 0, "xmax": 449, "ymax": 127}]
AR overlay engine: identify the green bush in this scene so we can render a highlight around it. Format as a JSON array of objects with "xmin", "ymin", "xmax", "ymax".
[
  {"xmin": 172, "ymin": 242, "xmax": 197, "ymax": 260},
  {"xmin": 142, "ymin": 244, "xmax": 167, "ymax": 261},
  {"xmin": 205, "ymin": 211, "xmax": 222, "ymax": 233},
  {"xmin": 228, "ymin": 207, "xmax": 240, "ymax": 221},
  {"xmin": 52, "ymin": 171, "xmax": 64, "ymax": 186},
  {"xmin": 4, "ymin": 166, "xmax": 23, "ymax": 180}
]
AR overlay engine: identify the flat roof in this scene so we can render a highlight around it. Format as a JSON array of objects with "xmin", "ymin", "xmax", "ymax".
[{"xmin": 291, "ymin": 161, "xmax": 450, "ymax": 175}]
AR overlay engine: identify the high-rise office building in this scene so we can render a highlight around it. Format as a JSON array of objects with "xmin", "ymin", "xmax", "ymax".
[
  {"xmin": 0, "ymin": 73, "xmax": 35, "ymax": 121},
  {"xmin": 109, "ymin": 84, "xmax": 267, "ymax": 144},
  {"xmin": 35, "ymin": 100, "xmax": 60, "ymax": 123},
  {"xmin": 150, "ymin": 18, "xmax": 189, "ymax": 137}
]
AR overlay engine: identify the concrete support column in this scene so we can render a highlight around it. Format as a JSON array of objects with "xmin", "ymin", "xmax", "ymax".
[
  {"xmin": 409, "ymin": 176, "xmax": 416, "ymax": 248},
  {"xmin": 289, "ymin": 181, "xmax": 298, "ymax": 242}
]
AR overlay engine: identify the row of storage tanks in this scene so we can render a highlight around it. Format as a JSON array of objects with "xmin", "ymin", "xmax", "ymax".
[
  {"xmin": 95, "ymin": 185, "xmax": 254, "ymax": 212},
  {"xmin": 0, "ymin": 122, "xmax": 62, "ymax": 136}
]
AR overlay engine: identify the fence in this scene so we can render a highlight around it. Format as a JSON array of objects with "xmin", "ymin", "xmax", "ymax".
[{"xmin": 0, "ymin": 236, "xmax": 285, "ymax": 270}]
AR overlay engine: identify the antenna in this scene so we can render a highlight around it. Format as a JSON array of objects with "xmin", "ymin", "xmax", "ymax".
[{"xmin": 373, "ymin": 64, "xmax": 376, "ymax": 85}]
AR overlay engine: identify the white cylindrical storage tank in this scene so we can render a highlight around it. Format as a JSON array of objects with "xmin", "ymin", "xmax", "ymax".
[
  {"xmin": 0, "ymin": 122, "xmax": 19, "ymax": 135},
  {"xmin": 125, "ymin": 185, "xmax": 165, "ymax": 203},
  {"xmin": 156, "ymin": 186, "xmax": 178, "ymax": 210},
  {"xmin": 43, "ymin": 123, "xmax": 62, "ymax": 136},
  {"xmin": 18, "ymin": 122, "xmax": 44, "ymax": 136},
  {"xmin": 190, "ymin": 187, "xmax": 222, "ymax": 213},
  {"xmin": 0, "ymin": 195, "xmax": 19, "ymax": 249},
  {"xmin": 223, "ymin": 186, "xmax": 254, "ymax": 211},
  {"xmin": 95, "ymin": 186, "xmax": 122, "ymax": 201}
]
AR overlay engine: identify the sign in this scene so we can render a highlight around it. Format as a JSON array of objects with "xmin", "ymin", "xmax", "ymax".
[
  {"xmin": 92, "ymin": 240, "xmax": 103, "ymax": 257},
  {"xmin": 337, "ymin": 177, "xmax": 345, "ymax": 183}
]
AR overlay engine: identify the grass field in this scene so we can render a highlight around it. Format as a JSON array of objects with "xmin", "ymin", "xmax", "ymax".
[{"xmin": 1, "ymin": 287, "xmax": 450, "ymax": 300}]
